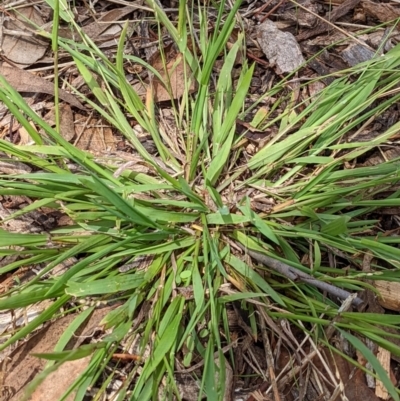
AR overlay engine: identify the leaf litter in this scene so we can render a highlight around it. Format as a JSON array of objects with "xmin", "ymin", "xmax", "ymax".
[
  {"xmin": 1, "ymin": 0, "xmax": 400, "ymax": 400},
  {"xmin": 1, "ymin": 6, "xmax": 48, "ymax": 67},
  {"xmin": 1, "ymin": 307, "xmax": 113, "ymax": 401}
]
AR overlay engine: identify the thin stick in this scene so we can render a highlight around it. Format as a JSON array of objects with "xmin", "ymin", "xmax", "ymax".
[{"xmin": 238, "ymin": 245, "xmax": 363, "ymax": 307}]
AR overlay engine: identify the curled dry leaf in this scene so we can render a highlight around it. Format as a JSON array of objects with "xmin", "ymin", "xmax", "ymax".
[
  {"xmin": 256, "ymin": 19, "xmax": 305, "ymax": 74},
  {"xmin": 2, "ymin": 6, "xmax": 48, "ymax": 67}
]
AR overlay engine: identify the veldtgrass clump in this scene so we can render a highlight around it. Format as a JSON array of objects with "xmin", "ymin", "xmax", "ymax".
[{"xmin": 1, "ymin": 1, "xmax": 400, "ymax": 400}]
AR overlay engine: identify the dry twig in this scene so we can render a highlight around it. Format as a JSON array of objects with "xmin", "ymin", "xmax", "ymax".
[{"xmin": 237, "ymin": 245, "xmax": 363, "ymax": 307}]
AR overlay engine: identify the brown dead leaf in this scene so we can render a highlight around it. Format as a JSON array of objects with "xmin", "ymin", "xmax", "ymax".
[
  {"xmin": 83, "ymin": 6, "xmax": 134, "ymax": 42},
  {"xmin": 362, "ymin": 0, "xmax": 400, "ymax": 22},
  {"xmin": 73, "ymin": 115, "xmax": 115, "ymax": 152},
  {"xmin": 151, "ymin": 46, "xmax": 196, "ymax": 102},
  {"xmin": 2, "ymin": 7, "xmax": 48, "ymax": 67},
  {"xmin": 30, "ymin": 357, "xmax": 92, "ymax": 401},
  {"xmin": 324, "ymin": 351, "xmax": 380, "ymax": 401},
  {"xmin": 307, "ymin": 80, "xmax": 326, "ymax": 99},
  {"xmin": 344, "ymin": 367, "xmax": 380, "ymax": 401},
  {"xmin": 49, "ymin": 6, "xmax": 134, "ymax": 43},
  {"xmin": 0, "ymin": 152, "xmax": 32, "ymax": 175},
  {"xmin": 0, "ymin": 64, "xmax": 85, "ymax": 110},
  {"xmin": 0, "ymin": 99, "xmax": 45, "ymax": 139},
  {"xmin": 236, "ymin": 119, "xmax": 265, "ymax": 133},
  {"xmin": 43, "ymin": 104, "xmax": 75, "ymax": 142},
  {"xmin": 3, "ymin": 307, "xmax": 114, "ymax": 401},
  {"xmin": 17, "ymin": 121, "xmax": 36, "ymax": 145},
  {"xmin": 130, "ymin": 80, "xmax": 147, "ymax": 98},
  {"xmin": 2, "ymin": 314, "xmax": 76, "ymax": 401}
]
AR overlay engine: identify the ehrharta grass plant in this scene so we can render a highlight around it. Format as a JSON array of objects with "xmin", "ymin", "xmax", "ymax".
[{"xmin": 1, "ymin": 0, "xmax": 400, "ymax": 399}]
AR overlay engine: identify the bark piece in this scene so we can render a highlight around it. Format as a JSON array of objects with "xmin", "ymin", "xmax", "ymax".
[
  {"xmin": 296, "ymin": 0, "xmax": 362, "ymax": 41},
  {"xmin": 375, "ymin": 347, "xmax": 392, "ymax": 400},
  {"xmin": 342, "ymin": 43, "xmax": 376, "ymax": 66},
  {"xmin": 362, "ymin": 0, "xmax": 400, "ymax": 22},
  {"xmin": 279, "ymin": 0, "xmax": 319, "ymax": 28},
  {"xmin": 374, "ymin": 281, "xmax": 400, "ymax": 311},
  {"xmin": 0, "ymin": 154, "xmax": 31, "ymax": 174}
]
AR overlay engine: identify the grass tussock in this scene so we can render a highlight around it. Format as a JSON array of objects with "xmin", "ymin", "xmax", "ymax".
[{"xmin": 1, "ymin": 1, "xmax": 400, "ymax": 400}]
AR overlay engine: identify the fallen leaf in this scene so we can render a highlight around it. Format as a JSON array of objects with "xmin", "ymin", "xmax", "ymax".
[
  {"xmin": 16, "ymin": 121, "xmax": 36, "ymax": 146},
  {"xmin": 2, "ymin": 7, "xmax": 48, "ymax": 66},
  {"xmin": 345, "ymin": 369, "xmax": 380, "ymax": 401},
  {"xmin": 43, "ymin": 104, "xmax": 75, "ymax": 142},
  {"xmin": 83, "ymin": 6, "xmax": 134, "ymax": 41},
  {"xmin": 30, "ymin": 356, "xmax": 92, "ymax": 401},
  {"xmin": 151, "ymin": 46, "xmax": 196, "ymax": 102},
  {"xmin": 0, "ymin": 64, "xmax": 85, "ymax": 110},
  {"xmin": 3, "ymin": 307, "xmax": 114, "ymax": 401},
  {"xmin": 73, "ymin": 114, "xmax": 115, "ymax": 151},
  {"xmin": 2, "ymin": 313, "xmax": 77, "ymax": 401},
  {"xmin": 323, "ymin": 351, "xmax": 380, "ymax": 401},
  {"xmin": 0, "ymin": 99, "xmax": 45, "ymax": 138},
  {"xmin": 48, "ymin": 6, "xmax": 134, "ymax": 43}
]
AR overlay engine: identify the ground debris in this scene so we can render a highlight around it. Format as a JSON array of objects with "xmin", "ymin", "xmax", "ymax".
[
  {"xmin": 256, "ymin": 19, "xmax": 305, "ymax": 74},
  {"xmin": 0, "ymin": 64, "xmax": 85, "ymax": 110},
  {"xmin": 342, "ymin": 43, "xmax": 376, "ymax": 66}
]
